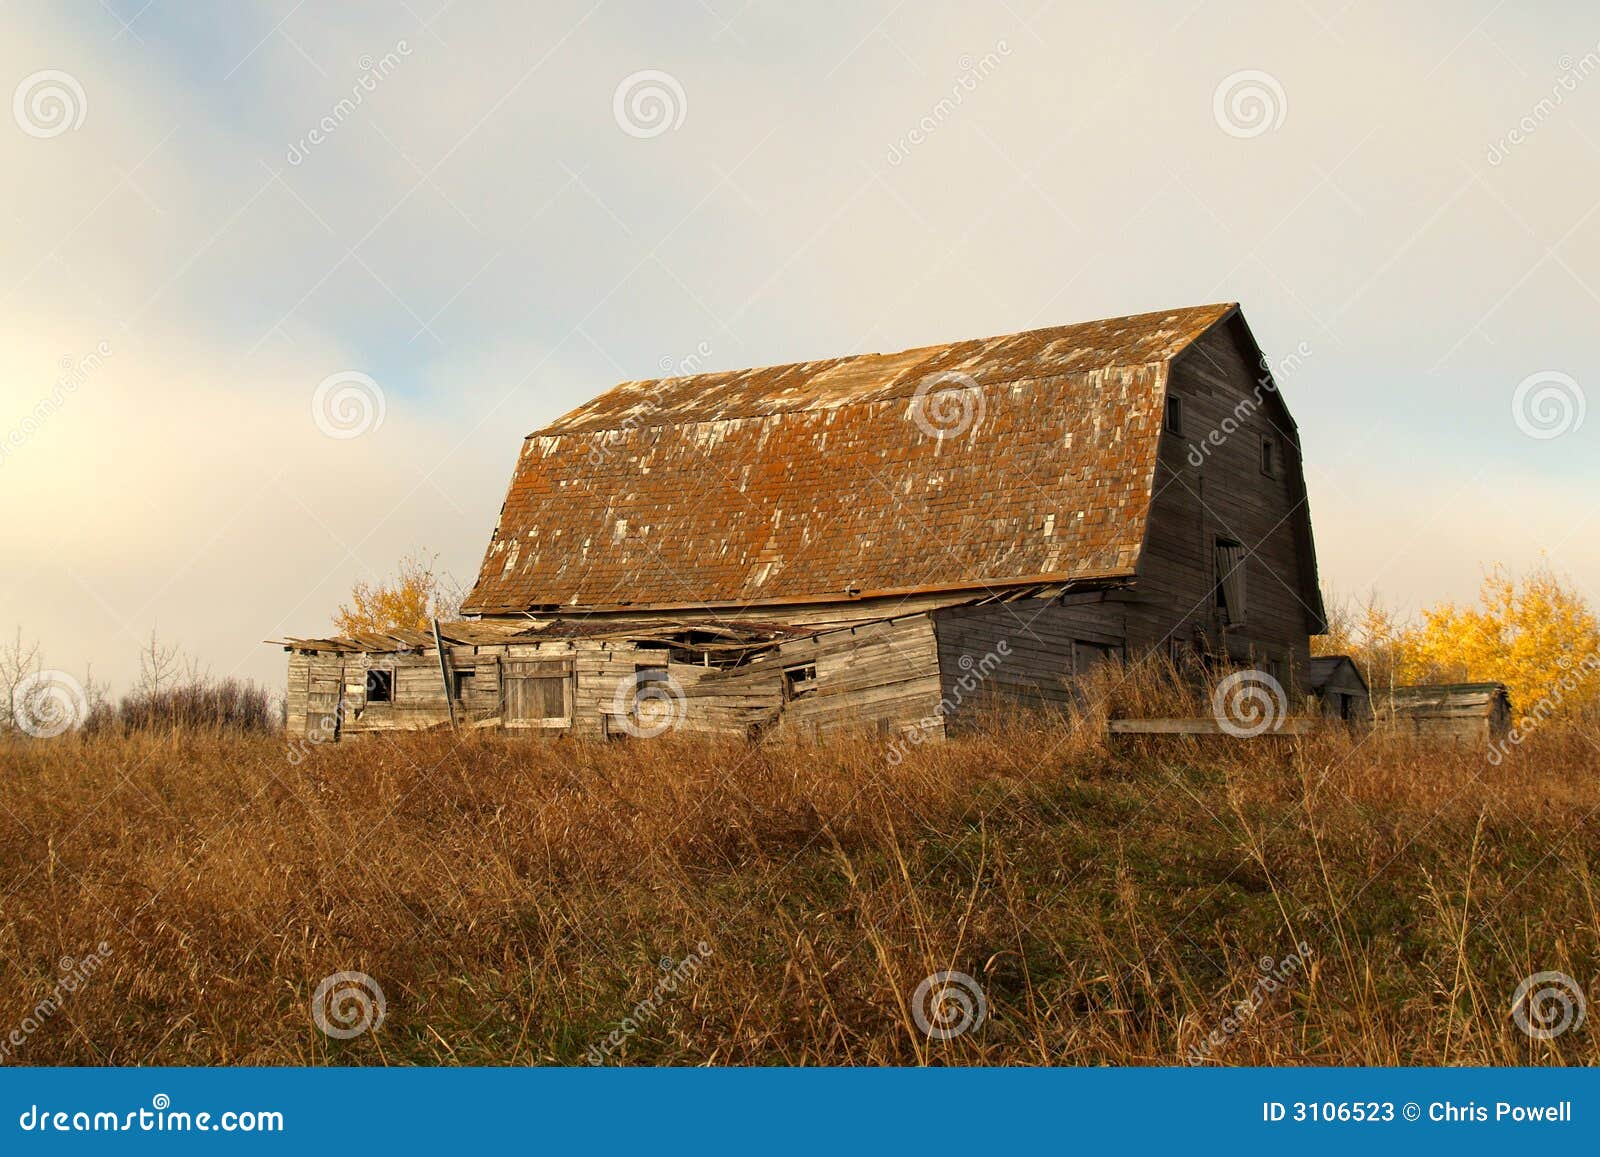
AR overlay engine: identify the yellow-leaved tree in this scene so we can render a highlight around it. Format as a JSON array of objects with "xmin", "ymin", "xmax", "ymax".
[
  {"xmin": 1403, "ymin": 561, "xmax": 1600, "ymax": 717},
  {"xmin": 334, "ymin": 551, "xmax": 464, "ymax": 636},
  {"xmin": 1319, "ymin": 560, "xmax": 1600, "ymax": 718}
]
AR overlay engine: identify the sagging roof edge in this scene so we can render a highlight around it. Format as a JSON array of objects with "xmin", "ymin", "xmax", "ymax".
[
  {"xmin": 273, "ymin": 576, "xmax": 1135, "ymax": 656},
  {"xmin": 459, "ymin": 569, "xmax": 1136, "ymax": 618},
  {"xmin": 1385, "ymin": 683, "xmax": 1511, "ymax": 698}
]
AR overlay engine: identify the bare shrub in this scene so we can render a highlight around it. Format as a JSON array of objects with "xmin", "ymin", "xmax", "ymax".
[{"xmin": 113, "ymin": 677, "xmax": 275, "ymax": 734}]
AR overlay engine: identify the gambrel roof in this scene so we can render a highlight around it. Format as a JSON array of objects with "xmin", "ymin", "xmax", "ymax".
[{"xmin": 463, "ymin": 303, "xmax": 1240, "ymax": 615}]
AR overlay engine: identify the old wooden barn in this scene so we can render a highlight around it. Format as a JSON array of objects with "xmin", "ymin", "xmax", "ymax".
[{"xmin": 278, "ymin": 303, "xmax": 1327, "ymax": 742}]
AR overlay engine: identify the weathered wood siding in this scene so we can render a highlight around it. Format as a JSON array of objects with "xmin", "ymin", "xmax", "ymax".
[
  {"xmin": 1149, "ymin": 316, "xmax": 1321, "ymax": 682},
  {"xmin": 931, "ymin": 595, "xmax": 1128, "ymax": 729},
  {"xmin": 285, "ymin": 651, "xmax": 310, "ymax": 738},
  {"xmin": 285, "ymin": 652, "xmax": 351, "ymax": 754},
  {"xmin": 1377, "ymin": 685, "xmax": 1511, "ymax": 744},
  {"xmin": 769, "ymin": 614, "xmax": 943, "ymax": 738},
  {"xmin": 1309, "ymin": 668, "xmax": 1371, "ymax": 721},
  {"xmin": 281, "ymin": 613, "xmax": 943, "ymax": 742}
]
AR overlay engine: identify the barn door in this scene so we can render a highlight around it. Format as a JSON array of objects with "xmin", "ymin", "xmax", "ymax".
[
  {"xmin": 1215, "ymin": 540, "xmax": 1248, "ymax": 624},
  {"xmin": 502, "ymin": 659, "xmax": 571, "ymax": 727},
  {"xmin": 305, "ymin": 658, "xmax": 343, "ymax": 742},
  {"xmin": 1072, "ymin": 640, "xmax": 1116, "ymax": 676}
]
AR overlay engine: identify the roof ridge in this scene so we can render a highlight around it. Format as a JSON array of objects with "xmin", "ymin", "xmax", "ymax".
[
  {"xmin": 533, "ymin": 358, "xmax": 1175, "ymax": 438},
  {"xmin": 538, "ymin": 302, "xmax": 1235, "ymax": 436}
]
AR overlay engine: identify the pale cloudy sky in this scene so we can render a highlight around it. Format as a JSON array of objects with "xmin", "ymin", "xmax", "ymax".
[{"xmin": 1, "ymin": 0, "xmax": 1596, "ymax": 693}]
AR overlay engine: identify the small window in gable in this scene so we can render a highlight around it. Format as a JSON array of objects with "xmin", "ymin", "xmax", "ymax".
[
  {"xmin": 1260, "ymin": 435, "xmax": 1278, "ymax": 477},
  {"xmin": 1165, "ymin": 394, "xmax": 1184, "ymax": 436},
  {"xmin": 365, "ymin": 668, "xmax": 393, "ymax": 703}
]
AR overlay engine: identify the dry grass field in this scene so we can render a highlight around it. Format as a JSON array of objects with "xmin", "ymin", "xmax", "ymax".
[{"xmin": 1, "ymin": 669, "xmax": 1597, "ymax": 1066}]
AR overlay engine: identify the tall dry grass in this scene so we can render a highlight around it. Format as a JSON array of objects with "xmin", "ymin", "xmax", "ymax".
[{"xmin": 0, "ymin": 665, "xmax": 1596, "ymax": 1066}]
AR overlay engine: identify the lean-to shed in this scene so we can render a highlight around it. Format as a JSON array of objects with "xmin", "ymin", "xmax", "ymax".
[{"xmin": 1303, "ymin": 656, "xmax": 1371, "ymax": 722}]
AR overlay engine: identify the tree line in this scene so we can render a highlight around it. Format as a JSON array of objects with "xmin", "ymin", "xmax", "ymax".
[{"xmin": 1317, "ymin": 558, "xmax": 1600, "ymax": 718}]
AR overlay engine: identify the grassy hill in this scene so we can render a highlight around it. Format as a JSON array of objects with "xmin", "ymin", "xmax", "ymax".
[{"xmin": 2, "ymin": 700, "xmax": 1596, "ymax": 1065}]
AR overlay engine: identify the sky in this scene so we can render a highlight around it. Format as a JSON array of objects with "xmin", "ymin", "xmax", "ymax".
[{"xmin": 1, "ymin": 0, "xmax": 1597, "ymax": 695}]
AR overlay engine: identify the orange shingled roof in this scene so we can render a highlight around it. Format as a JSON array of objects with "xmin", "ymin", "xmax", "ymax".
[{"xmin": 462, "ymin": 303, "xmax": 1237, "ymax": 615}]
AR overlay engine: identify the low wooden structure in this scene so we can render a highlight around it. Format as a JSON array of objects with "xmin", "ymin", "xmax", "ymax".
[
  {"xmin": 280, "ymin": 614, "xmax": 947, "ymax": 742},
  {"xmin": 278, "ymin": 303, "xmax": 1330, "ymax": 742},
  {"xmin": 1302, "ymin": 655, "xmax": 1371, "ymax": 722},
  {"xmin": 1376, "ymin": 683, "xmax": 1512, "ymax": 744}
]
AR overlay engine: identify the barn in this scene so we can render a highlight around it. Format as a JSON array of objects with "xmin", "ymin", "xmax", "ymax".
[{"xmin": 277, "ymin": 302, "xmax": 1325, "ymax": 742}]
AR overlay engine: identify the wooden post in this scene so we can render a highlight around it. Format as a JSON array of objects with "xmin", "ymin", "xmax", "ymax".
[{"xmin": 432, "ymin": 617, "xmax": 457, "ymax": 729}]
